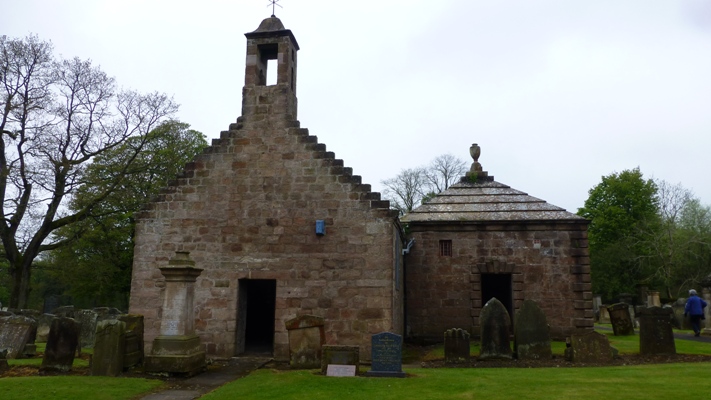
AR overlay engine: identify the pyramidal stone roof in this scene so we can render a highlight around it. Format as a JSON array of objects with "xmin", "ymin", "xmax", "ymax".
[{"xmin": 401, "ymin": 144, "xmax": 586, "ymax": 224}]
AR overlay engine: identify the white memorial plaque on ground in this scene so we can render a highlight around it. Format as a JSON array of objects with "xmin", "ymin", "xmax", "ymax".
[{"xmin": 327, "ymin": 364, "xmax": 357, "ymax": 377}]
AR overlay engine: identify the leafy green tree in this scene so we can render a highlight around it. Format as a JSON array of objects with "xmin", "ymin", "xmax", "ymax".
[
  {"xmin": 42, "ymin": 121, "xmax": 207, "ymax": 309},
  {"xmin": 0, "ymin": 35, "xmax": 178, "ymax": 308},
  {"xmin": 578, "ymin": 168, "xmax": 659, "ymax": 300}
]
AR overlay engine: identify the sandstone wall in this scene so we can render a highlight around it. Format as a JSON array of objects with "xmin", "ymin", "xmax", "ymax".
[
  {"xmin": 129, "ymin": 111, "xmax": 400, "ymax": 360},
  {"xmin": 405, "ymin": 222, "xmax": 592, "ymax": 343}
]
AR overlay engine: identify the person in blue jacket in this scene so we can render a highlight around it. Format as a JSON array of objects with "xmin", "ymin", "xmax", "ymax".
[{"xmin": 684, "ymin": 289, "xmax": 708, "ymax": 336}]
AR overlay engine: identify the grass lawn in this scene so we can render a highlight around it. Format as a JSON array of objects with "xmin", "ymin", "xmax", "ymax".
[
  {"xmin": 202, "ymin": 363, "xmax": 711, "ymax": 400},
  {"xmin": 0, "ymin": 376, "xmax": 164, "ymax": 400}
]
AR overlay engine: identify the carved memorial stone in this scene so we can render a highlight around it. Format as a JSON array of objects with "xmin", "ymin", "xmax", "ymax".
[
  {"xmin": 514, "ymin": 300, "xmax": 552, "ymax": 360},
  {"xmin": 321, "ymin": 345, "xmax": 359, "ymax": 374},
  {"xmin": 608, "ymin": 303, "xmax": 634, "ymax": 336},
  {"xmin": 564, "ymin": 331, "xmax": 616, "ymax": 363},
  {"xmin": 444, "ymin": 328, "xmax": 470, "ymax": 365},
  {"xmin": 41, "ymin": 317, "xmax": 80, "ymax": 372},
  {"xmin": 36, "ymin": 313, "xmax": 55, "ymax": 342},
  {"xmin": 285, "ymin": 315, "xmax": 325, "ymax": 369},
  {"xmin": 119, "ymin": 314, "xmax": 144, "ymax": 368},
  {"xmin": 637, "ymin": 306, "xmax": 676, "ymax": 355},
  {"xmin": 479, "ymin": 298, "xmax": 513, "ymax": 360},
  {"xmin": 77, "ymin": 309, "xmax": 99, "ymax": 349},
  {"xmin": 91, "ymin": 319, "xmax": 126, "ymax": 376},
  {"xmin": 365, "ymin": 332, "xmax": 406, "ymax": 378},
  {"xmin": 598, "ymin": 305, "xmax": 611, "ymax": 324},
  {"xmin": 0, "ymin": 315, "xmax": 35, "ymax": 359}
]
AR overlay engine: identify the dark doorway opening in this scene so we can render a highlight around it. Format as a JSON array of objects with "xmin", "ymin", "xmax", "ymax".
[
  {"xmin": 481, "ymin": 273, "xmax": 513, "ymax": 326},
  {"xmin": 236, "ymin": 279, "xmax": 276, "ymax": 355}
]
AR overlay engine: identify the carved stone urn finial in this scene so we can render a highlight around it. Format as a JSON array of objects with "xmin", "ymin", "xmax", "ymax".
[
  {"xmin": 464, "ymin": 143, "xmax": 491, "ymax": 182},
  {"xmin": 469, "ymin": 143, "xmax": 482, "ymax": 172}
]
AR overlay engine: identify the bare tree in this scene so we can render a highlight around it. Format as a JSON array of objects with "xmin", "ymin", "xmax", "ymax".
[
  {"xmin": 381, "ymin": 168, "xmax": 427, "ymax": 215},
  {"xmin": 0, "ymin": 35, "xmax": 178, "ymax": 308},
  {"xmin": 424, "ymin": 153, "xmax": 467, "ymax": 194}
]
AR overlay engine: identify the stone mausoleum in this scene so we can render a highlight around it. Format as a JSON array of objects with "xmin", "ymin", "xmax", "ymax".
[
  {"xmin": 401, "ymin": 148, "xmax": 592, "ymax": 342},
  {"xmin": 129, "ymin": 16, "xmax": 592, "ymax": 362}
]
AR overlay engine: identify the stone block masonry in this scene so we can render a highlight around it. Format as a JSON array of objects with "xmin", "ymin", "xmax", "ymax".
[{"xmin": 129, "ymin": 16, "xmax": 403, "ymax": 362}]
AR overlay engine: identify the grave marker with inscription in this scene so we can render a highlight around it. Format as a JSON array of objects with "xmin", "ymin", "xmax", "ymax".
[
  {"xmin": 321, "ymin": 345, "xmax": 359, "ymax": 374},
  {"xmin": 638, "ymin": 307, "xmax": 676, "ymax": 355},
  {"xmin": 365, "ymin": 332, "xmax": 406, "ymax": 378}
]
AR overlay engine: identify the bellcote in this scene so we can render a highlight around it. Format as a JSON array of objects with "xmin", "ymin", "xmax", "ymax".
[{"xmin": 242, "ymin": 16, "xmax": 299, "ymax": 121}]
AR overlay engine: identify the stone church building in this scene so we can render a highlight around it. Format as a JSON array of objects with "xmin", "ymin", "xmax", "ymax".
[{"xmin": 129, "ymin": 16, "xmax": 592, "ymax": 361}]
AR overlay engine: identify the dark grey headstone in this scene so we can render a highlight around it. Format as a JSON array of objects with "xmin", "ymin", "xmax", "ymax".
[
  {"xmin": 77, "ymin": 310, "xmax": 99, "ymax": 348},
  {"xmin": 91, "ymin": 319, "xmax": 126, "ymax": 376},
  {"xmin": 0, "ymin": 315, "xmax": 35, "ymax": 359},
  {"xmin": 671, "ymin": 299, "xmax": 693, "ymax": 330},
  {"xmin": 444, "ymin": 328, "xmax": 470, "ymax": 365},
  {"xmin": 366, "ymin": 332, "xmax": 406, "ymax": 378},
  {"xmin": 43, "ymin": 295, "xmax": 60, "ymax": 314},
  {"xmin": 564, "ymin": 331, "xmax": 616, "ymax": 363},
  {"xmin": 514, "ymin": 300, "xmax": 552, "ymax": 360},
  {"xmin": 608, "ymin": 303, "xmax": 635, "ymax": 335},
  {"xmin": 41, "ymin": 317, "xmax": 80, "ymax": 372},
  {"xmin": 321, "ymin": 345, "xmax": 359, "ymax": 374},
  {"xmin": 638, "ymin": 307, "xmax": 676, "ymax": 355},
  {"xmin": 0, "ymin": 348, "xmax": 8, "ymax": 374},
  {"xmin": 479, "ymin": 298, "xmax": 513, "ymax": 360}
]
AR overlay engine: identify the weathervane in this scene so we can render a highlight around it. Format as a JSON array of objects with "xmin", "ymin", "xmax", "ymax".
[{"xmin": 267, "ymin": 0, "xmax": 282, "ymax": 17}]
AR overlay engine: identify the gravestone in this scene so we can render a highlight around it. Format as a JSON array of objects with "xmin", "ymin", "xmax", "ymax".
[
  {"xmin": 365, "ymin": 332, "xmax": 406, "ymax": 378},
  {"xmin": 144, "ymin": 252, "xmax": 206, "ymax": 376},
  {"xmin": 608, "ymin": 303, "xmax": 634, "ymax": 336},
  {"xmin": 0, "ymin": 315, "xmax": 35, "ymax": 359},
  {"xmin": 77, "ymin": 309, "xmax": 99, "ymax": 348},
  {"xmin": 592, "ymin": 295, "xmax": 602, "ymax": 319},
  {"xmin": 514, "ymin": 300, "xmax": 552, "ymax": 360},
  {"xmin": 703, "ymin": 288, "xmax": 711, "ymax": 335},
  {"xmin": 0, "ymin": 348, "xmax": 8, "ymax": 374},
  {"xmin": 36, "ymin": 314, "xmax": 55, "ymax": 342},
  {"xmin": 598, "ymin": 305, "xmax": 611, "ymax": 324},
  {"xmin": 119, "ymin": 314, "xmax": 144, "ymax": 368},
  {"xmin": 648, "ymin": 291, "xmax": 661, "ymax": 307},
  {"xmin": 52, "ymin": 305, "xmax": 75, "ymax": 319},
  {"xmin": 326, "ymin": 364, "xmax": 357, "ymax": 377},
  {"xmin": 444, "ymin": 328, "xmax": 470, "ymax": 365},
  {"xmin": 91, "ymin": 319, "xmax": 126, "ymax": 376},
  {"xmin": 321, "ymin": 345, "xmax": 359, "ymax": 374},
  {"xmin": 637, "ymin": 307, "xmax": 676, "ymax": 355},
  {"xmin": 564, "ymin": 331, "xmax": 616, "ymax": 363},
  {"xmin": 41, "ymin": 317, "xmax": 80, "ymax": 372},
  {"xmin": 285, "ymin": 315, "xmax": 325, "ymax": 369},
  {"xmin": 479, "ymin": 298, "xmax": 513, "ymax": 360},
  {"xmin": 43, "ymin": 295, "xmax": 60, "ymax": 314}
]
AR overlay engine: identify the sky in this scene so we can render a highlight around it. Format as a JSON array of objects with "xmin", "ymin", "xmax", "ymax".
[{"xmin": 3, "ymin": 0, "xmax": 711, "ymax": 213}]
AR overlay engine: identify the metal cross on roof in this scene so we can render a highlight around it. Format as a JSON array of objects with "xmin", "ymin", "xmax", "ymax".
[{"xmin": 268, "ymin": 0, "xmax": 282, "ymax": 17}]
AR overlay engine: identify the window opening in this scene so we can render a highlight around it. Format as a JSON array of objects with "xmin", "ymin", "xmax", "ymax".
[
  {"xmin": 266, "ymin": 59, "xmax": 278, "ymax": 86},
  {"xmin": 439, "ymin": 240, "xmax": 452, "ymax": 257}
]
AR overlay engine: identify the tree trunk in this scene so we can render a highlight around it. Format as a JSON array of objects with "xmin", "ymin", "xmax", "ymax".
[{"xmin": 9, "ymin": 258, "xmax": 31, "ymax": 309}]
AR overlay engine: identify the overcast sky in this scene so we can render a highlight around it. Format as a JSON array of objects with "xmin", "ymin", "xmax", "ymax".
[{"xmin": 3, "ymin": 0, "xmax": 711, "ymax": 213}]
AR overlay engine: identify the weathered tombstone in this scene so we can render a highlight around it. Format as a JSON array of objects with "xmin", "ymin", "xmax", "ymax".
[
  {"xmin": 52, "ymin": 305, "xmax": 75, "ymax": 319},
  {"xmin": 564, "ymin": 331, "xmax": 616, "ymax": 363},
  {"xmin": 119, "ymin": 314, "xmax": 144, "ymax": 369},
  {"xmin": 637, "ymin": 307, "xmax": 676, "ymax": 355},
  {"xmin": 285, "ymin": 315, "xmax": 325, "ymax": 369},
  {"xmin": 0, "ymin": 315, "xmax": 35, "ymax": 359},
  {"xmin": 36, "ymin": 313, "xmax": 55, "ymax": 342},
  {"xmin": 444, "ymin": 328, "xmax": 470, "ymax": 365},
  {"xmin": 41, "ymin": 317, "xmax": 80, "ymax": 373},
  {"xmin": 365, "ymin": 332, "xmax": 406, "ymax": 378},
  {"xmin": 703, "ymin": 288, "xmax": 711, "ymax": 335},
  {"xmin": 648, "ymin": 291, "xmax": 661, "ymax": 307},
  {"xmin": 514, "ymin": 300, "xmax": 552, "ymax": 360},
  {"xmin": 91, "ymin": 319, "xmax": 126, "ymax": 376},
  {"xmin": 77, "ymin": 309, "xmax": 99, "ymax": 348},
  {"xmin": 321, "ymin": 345, "xmax": 359, "ymax": 374},
  {"xmin": 608, "ymin": 303, "xmax": 634, "ymax": 335},
  {"xmin": 592, "ymin": 294, "xmax": 602, "ymax": 319},
  {"xmin": 0, "ymin": 348, "xmax": 8, "ymax": 374},
  {"xmin": 598, "ymin": 305, "xmax": 611, "ymax": 324},
  {"xmin": 326, "ymin": 364, "xmax": 357, "ymax": 377},
  {"xmin": 479, "ymin": 297, "xmax": 513, "ymax": 360},
  {"xmin": 144, "ymin": 252, "xmax": 206, "ymax": 376}
]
